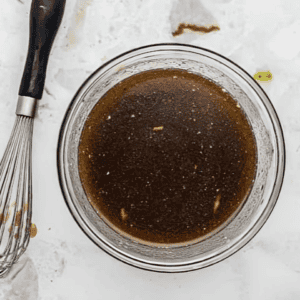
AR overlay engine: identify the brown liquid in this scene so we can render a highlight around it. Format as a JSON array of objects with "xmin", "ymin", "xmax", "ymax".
[{"xmin": 78, "ymin": 69, "xmax": 257, "ymax": 244}]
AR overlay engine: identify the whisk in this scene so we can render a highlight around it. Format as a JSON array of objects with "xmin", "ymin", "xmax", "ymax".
[{"xmin": 0, "ymin": 0, "xmax": 66, "ymax": 277}]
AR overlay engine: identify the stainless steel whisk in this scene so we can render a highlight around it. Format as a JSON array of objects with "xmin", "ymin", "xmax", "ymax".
[{"xmin": 0, "ymin": 0, "xmax": 66, "ymax": 277}]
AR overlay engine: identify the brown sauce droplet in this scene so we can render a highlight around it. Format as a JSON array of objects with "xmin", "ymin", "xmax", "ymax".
[
  {"xmin": 172, "ymin": 23, "xmax": 220, "ymax": 37},
  {"xmin": 15, "ymin": 211, "xmax": 22, "ymax": 227},
  {"xmin": 30, "ymin": 223, "xmax": 37, "ymax": 238}
]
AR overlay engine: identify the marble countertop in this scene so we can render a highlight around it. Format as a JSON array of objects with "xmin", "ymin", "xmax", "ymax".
[{"xmin": 0, "ymin": 0, "xmax": 299, "ymax": 299}]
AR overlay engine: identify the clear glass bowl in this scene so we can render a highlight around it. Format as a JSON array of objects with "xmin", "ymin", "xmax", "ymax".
[{"xmin": 57, "ymin": 43, "xmax": 285, "ymax": 272}]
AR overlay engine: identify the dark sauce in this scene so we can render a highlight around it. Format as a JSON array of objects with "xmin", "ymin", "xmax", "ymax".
[{"xmin": 78, "ymin": 69, "xmax": 257, "ymax": 244}]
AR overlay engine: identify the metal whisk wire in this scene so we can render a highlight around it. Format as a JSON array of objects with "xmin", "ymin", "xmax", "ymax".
[{"xmin": 0, "ymin": 116, "xmax": 33, "ymax": 277}]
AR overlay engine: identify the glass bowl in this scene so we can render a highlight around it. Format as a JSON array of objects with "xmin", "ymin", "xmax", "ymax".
[{"xmin": 57, "ymin": 43, "xmax": 285, "ymax": 272}]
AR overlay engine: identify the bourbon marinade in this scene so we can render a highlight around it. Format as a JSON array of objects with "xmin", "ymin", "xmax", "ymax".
[{"xmin": 78, "ymin": 69, "xmax": 257, "ymax": 244}]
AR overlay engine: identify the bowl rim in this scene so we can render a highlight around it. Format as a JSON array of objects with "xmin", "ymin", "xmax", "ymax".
[{"xmin": 57, "ymin": 43, "xmax": 286, "ymax": 273}]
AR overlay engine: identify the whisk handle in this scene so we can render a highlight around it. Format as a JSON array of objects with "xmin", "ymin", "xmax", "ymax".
[{"xmin": 19, "ymin": 0, "xmax": 66, "ymax": 99}]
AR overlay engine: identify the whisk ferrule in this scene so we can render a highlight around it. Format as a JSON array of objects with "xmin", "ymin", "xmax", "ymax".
[{"xmin": 16, "ymin": 96, "xmax": 38, "ymax": 118}]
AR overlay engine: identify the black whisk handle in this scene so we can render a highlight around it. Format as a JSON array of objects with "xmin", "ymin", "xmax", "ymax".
[{"xmin": 19, "ymin": 0, "xmax": 66, "ymax": 99}]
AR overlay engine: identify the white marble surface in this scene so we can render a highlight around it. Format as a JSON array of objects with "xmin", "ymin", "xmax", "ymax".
[{"xmin": 0, "ymin": 0, "xmax": 299, "ymax": 299}]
